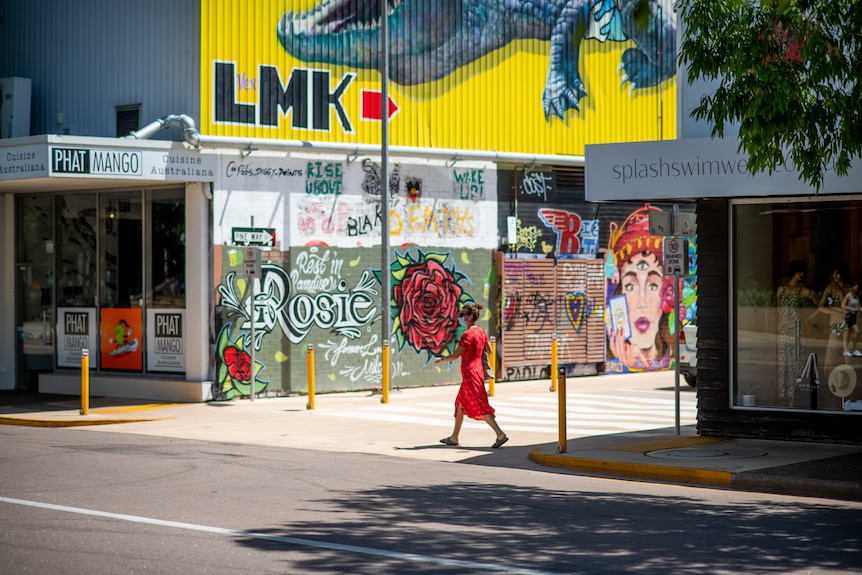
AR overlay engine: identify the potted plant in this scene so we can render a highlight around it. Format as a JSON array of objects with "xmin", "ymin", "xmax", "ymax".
[{"xmin": 739, "ymin": 381, "xmax": 759, "ymax": 406}]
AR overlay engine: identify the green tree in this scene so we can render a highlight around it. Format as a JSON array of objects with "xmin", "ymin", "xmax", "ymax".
[{"xmin": 676, "ymin": 0, "xmax": 861, "ymax": 190}]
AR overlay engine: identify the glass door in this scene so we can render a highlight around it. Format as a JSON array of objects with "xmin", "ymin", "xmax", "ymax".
[
  {"xmin": 99, "ymin": 191, "xmax": 144, "ymax": 371},
  {"xmin": 16, "ymin": 195, "xmax": 55, "ymax": 390}
]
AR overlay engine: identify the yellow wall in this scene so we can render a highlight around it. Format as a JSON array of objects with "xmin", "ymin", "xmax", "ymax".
[{"xmin": 201, "ymin": 0, "xmax": 676, "ymax": 156}]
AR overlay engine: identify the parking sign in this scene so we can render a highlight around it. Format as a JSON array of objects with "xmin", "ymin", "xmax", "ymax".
[
  {"xmin": 663, "ymin": 237, "xmax": 688, "ymax": 276},
  {"xmin": 243, "ymin": 246, "xmax": 261, "ymax": 277}
]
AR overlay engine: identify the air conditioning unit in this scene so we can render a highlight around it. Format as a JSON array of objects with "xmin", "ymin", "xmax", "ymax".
[{"xmin": 0, "ymin": 77, "xmax": 32, "ymax": 139}]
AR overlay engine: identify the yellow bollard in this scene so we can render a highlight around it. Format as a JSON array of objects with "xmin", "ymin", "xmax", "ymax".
[
  {"xmin": 381, "ymin": 342, "xmax": 390, "ymax": 404},
  {"xmin": 557, "ymin": 367, "xmax": 567, "ymax": 453},
  {"xmin": 80, "ymin": 349, "xmax": 89, "ymax": 416},
  {"xmin": 550, "ymin": 335, "xmax": 558, "ymax": 392},
  {"xmin": 306, "ymin": 345, "xmax": 315, "ymax": 410},
  {"xmin": 488, "ymin": 337, "xmax": 496, "ymax": 397}
]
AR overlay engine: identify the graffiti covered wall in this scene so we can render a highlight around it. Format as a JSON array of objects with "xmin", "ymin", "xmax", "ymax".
[
  {"xmin": 211, "ymin": 157, "xmax": 697, "ymax": 396},
  {"xmin": 212, "ymin": 154, "xmax": 499, "ymax": 397},
  {"xmin": 213, "ymin": 154, "xmax": 497, "ymax": 249},
  {"xmin": 291, "ymin": 245, "xmax": 494, "ymax": 392},
  {"xmin": 289, "ymin": 161, "xmax": 496, "ymax": 248},
  {"xmin": 496, "ymin": 170, "xmax": 697, "ymax": 378},
  {"xmin": 214, "ymin": 245, "xmax": 496, "ymax": 397},
  {"xmin": 498, "ymin": 257, "xmax": 606, "ymax": 381}
]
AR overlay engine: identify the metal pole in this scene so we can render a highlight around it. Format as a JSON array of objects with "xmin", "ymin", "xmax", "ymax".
[
  {"xmin": 557, "ymin": 367, "xmax": 567, "ymax": 453},
  {"xmin": 307, "ymin": 344, "xmax": 315, "ymax": 410},
  {"xmin": 488, "ymin": 337, "xmax": 496, "ymax": 397},
  {"xmin": 381, "ymin": 343, "xmax": 390, "ymax": 404},
  {"xmin": 673, "ymin": 205, "xmax": 680, "ymax": 435},
  {"xmin": 550, "ymin": 334, "xmax": 558, "ymax": 392},
  {"xmin": 674, "ymin": 274, "xmax": 681, "ymax": 435},
  {"xmin": 250, "ymin": 277, "xmax": 255, "ymax": 402},
  {"xmin": 80, "ymin": 349, "xmax": 89, "ymax": 416},
  {"xmin": 380, "ymin": 0, "xmax": 392, "ymax": 401}
]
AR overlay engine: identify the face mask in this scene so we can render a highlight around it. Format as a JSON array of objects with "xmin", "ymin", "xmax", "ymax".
[{"xmin": 458, "ymin": 317, "xmax": 467, "ymax": 327}]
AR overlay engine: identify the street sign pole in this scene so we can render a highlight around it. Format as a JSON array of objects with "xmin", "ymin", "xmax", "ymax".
[
  {"xmin": 673, "ymin": 205, "xmax": 680, "ymax": 435},
  {"xmin": 250, "ymin": 277, "xmax": 255, "ymax": 402},
  {"xmin": 243, "ymin": 247, "xmax": 261, "ymax": 402},
  {"xmin": 380, "ymin": 0, "xmax": 391, "ymax": 403},
  {"xmin": 653, "ymin": 206, "xmax": 696, "ymax": 436}
]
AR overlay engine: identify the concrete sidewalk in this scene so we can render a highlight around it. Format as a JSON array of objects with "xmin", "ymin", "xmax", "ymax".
[
  {"xmin": 2, "ymin": 379, "xmax": 861, "ymax": 502},
  {"xmin": 529, "ymin": 430, "xmax": 862, "ymax": 502}
]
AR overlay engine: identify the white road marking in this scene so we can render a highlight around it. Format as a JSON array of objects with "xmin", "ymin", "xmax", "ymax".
[{"xmin": 0, "ymin": 496, "xmax": 567, "ymax": 575}]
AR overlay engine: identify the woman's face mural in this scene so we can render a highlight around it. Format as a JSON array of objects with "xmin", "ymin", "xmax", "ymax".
[
  {"xmin": 607, "ymin": 205, "xmax": 674, "ymax": 371},
  {"xmin": 620, "ymin": 251, "xmax": 663, "ymax": 351}
]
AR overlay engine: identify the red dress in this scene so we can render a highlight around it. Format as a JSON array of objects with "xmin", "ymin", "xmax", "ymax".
[{"xmin": 454, "ymin": 326, "xmax": 495, "ymax": 420}]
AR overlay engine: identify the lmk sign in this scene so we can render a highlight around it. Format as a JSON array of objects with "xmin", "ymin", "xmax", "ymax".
[{"xmin": 214, "ymin": 62, "xmax": 354, "ymax": 134}]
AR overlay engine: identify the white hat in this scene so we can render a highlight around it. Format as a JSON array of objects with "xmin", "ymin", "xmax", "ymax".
[{"xmin": 828, "ymin": 364, "xmax": 857, "ymax": 398}]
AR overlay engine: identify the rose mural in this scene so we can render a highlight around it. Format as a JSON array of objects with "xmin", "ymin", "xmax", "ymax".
[
  {"xmin": 378, "ymin": 249, "xmax": 476, "ymax": 360},
  {"xmin": 215, "ymin": 323, "xmax": 269, "ymax": 399},
  {"xmin": 224, "ymin": 346, "xmax": 252, "ymax": 380}
]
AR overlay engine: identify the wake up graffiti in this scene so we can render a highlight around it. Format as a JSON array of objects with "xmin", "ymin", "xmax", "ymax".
[{"xmin": 218, "ymin": 264, "xmax": 379, "ymax": 347}]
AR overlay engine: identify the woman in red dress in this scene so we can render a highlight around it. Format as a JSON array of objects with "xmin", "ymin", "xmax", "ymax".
[{"xmin": 435, "ymin": 303, "xmax": 508, "ymax": 448}]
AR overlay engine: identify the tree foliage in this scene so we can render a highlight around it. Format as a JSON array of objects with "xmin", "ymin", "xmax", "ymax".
[{"xmin": 677, "ymin": 0, "xmax": 862, "ymax": 190}]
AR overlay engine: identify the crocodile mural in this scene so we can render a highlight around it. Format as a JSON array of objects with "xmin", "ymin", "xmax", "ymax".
[{"xmin": 277, "ymin": 0, "xmax": 676, "ymax": 120}]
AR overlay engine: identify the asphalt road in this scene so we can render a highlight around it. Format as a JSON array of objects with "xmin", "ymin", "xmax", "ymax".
[{"xmin": 2, "ymin": 425, "xmax": 861, "ymax": 575}]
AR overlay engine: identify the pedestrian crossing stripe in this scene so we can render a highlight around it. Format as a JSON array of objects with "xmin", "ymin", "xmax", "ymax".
[
  {"xmin": 321, "ymin": 393, "xmax": 697, "ymax": 434},
  {"xmin": 323, "ymin": 410, "xmax": 692, "ymax": 434},
  {"xmin": 515, "ymin": 395, "xmax": 695, "ymax": 407}
]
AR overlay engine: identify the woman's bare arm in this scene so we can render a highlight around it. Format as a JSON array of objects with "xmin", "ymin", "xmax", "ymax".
[{"xmin": 435, "ymin": 344, "xmax": 466, "ymax": 364}]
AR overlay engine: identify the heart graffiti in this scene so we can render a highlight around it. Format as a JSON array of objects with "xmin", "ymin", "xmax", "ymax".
[{"xmin": 565, "ymin": 292, "xmax": 588, "ymax": 333}]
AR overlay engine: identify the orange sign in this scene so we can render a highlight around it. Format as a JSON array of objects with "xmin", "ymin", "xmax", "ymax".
[{"xmin": 100, "ymin": 308, "xmax": 143, "ymax": 371}]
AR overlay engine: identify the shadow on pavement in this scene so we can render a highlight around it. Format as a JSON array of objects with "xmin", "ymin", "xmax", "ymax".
[
  {"xmin": 0, "ymin": 391, "xmax": 80, "ymax": 411},
  {"xmin": 231, "ymin": 482, "xmax": 862, "ymax": 574}
]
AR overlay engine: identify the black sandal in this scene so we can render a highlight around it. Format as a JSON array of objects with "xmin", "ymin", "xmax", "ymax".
[
  {"xmin": 440, "ymin": 437, "xmax": 458, "ymax": 446},
  {"xmin": 492, "ymin": 436, "xmax": 509, "ymax": 448}
]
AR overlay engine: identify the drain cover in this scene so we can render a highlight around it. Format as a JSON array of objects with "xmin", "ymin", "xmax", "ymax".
[{"xmin": 647, "ymin": 447, "xmax": 767, "ymax": 460}]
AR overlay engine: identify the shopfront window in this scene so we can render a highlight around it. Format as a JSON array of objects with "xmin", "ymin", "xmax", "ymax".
[
  {"xmin": 57, "ymin": 194, "xmax": 98, "ymax": 307},
  {"xmin": 147, "ymin": 189, "xmax": 185, "ymax": 307},
  {"xmin": 99, "ymin": 192, "xmax": 143, "ymax": 370},
  {"xmin": 15, "ymin": 188, "xmax": 187, "ymax": 377},
  {"xmin": 16, "ymin": 195, "xmax": 55, "ymax": 389},
  {"xmin": 101, "ymin": 192, "xmax": 142, "ymax": 309},
  {"xmin": 733, "ymin": 197, "xmax": 862, "ymax": 413}
]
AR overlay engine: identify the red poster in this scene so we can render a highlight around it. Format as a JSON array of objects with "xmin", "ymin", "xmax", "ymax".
[{"xmin": 100, "ymin": 308, "xmax": 143, "ymax": 371}]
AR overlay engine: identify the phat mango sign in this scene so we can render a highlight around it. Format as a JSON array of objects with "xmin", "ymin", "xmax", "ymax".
[{"xmin": 201, "ymin": 0, "xmax": 676, "ymax": 156}]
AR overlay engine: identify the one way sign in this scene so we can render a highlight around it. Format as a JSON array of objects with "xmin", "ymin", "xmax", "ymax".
[{"xmin": 232, "ymin": 227, "xmax": 276, "ymax": 247}]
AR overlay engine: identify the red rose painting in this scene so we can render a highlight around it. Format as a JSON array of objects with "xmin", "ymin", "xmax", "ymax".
[
  {"xmin": 224, "ymin": 346, "xmax": 252, "ymax": 381},
  {"xmin": 396, "ymin": 260, "xmax": 462, "ymax": 354},
  {"xmin": 215, "ymin": 322, "xmax": 269, "ymax": 399},
  {"xmin": 382, "ymin": 249, "xmax": 475, "ymax": 358}
]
